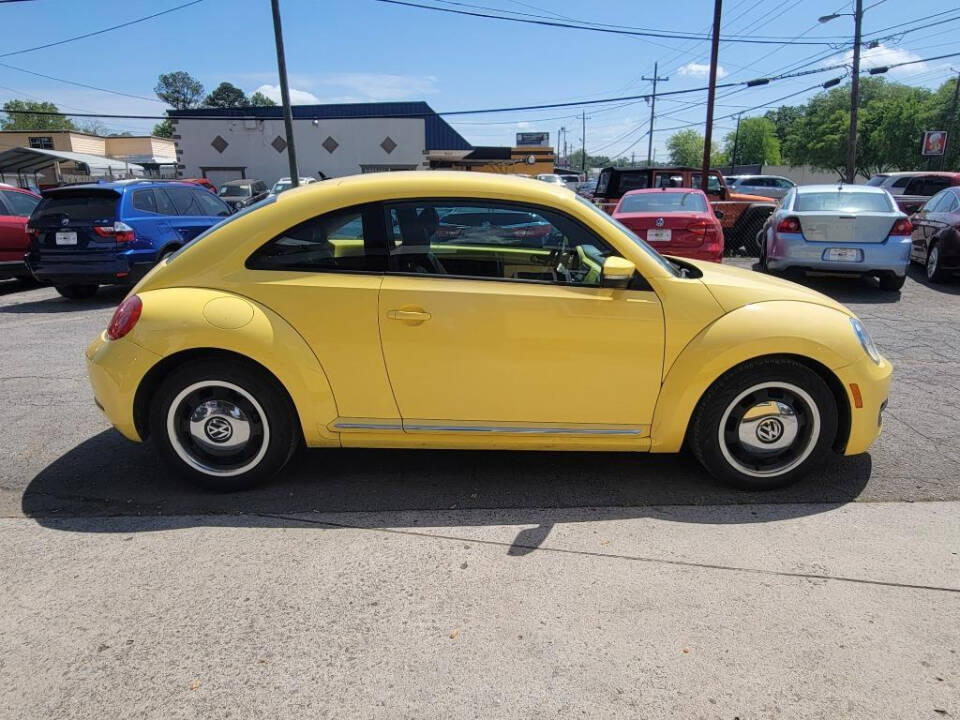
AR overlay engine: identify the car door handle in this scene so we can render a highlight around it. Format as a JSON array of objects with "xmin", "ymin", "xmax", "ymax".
[{"xmin": 387, "ymin": 309, "xmax": 432, "ymax": 323}]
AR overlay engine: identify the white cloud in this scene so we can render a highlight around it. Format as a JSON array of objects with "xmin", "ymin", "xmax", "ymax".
[
  {"xmin": 253, "ymin": 84, "xmax": 321, "ymax": 105},
  {"xmin": 678, "ymin": 62, "xmax": 728, "ymax": 79},
  {"xmin": 832, "ymin": 43, "xmax": 930, "ymax": 76},
  {"xmin": 249, "ymin": 73, "xmax": 439, "ymax": 106}
]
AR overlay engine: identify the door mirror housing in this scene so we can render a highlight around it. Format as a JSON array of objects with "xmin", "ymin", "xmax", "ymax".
[
  {"xmin": 714, "ymin": 209, "xmax": 725, "ymax": 220},
  {"xmin": 601, "ymin": 256, "xmax": 637, "ymax": 289}
]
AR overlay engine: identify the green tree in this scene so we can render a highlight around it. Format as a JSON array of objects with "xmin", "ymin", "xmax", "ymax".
[
  {"xmin": 249, "ymin": 91, "xmax": 277, "ymax": 107},
  {"xmin": 152, "ymin": 119, "xmax": 174, "ymax": 138},
  {"xmin": 723, "ymin": 116, "xmax": 781, "ymax": 166},
  {"xmin": 155, "ymin": 71, "xmax": 204, "ymax": 109},
  {"xmin": 666, "ymin": 129, "xmax": 703, "ymax": 166},
  {"xmin": 0, "ymin": 100, "xmax": 75, "ymax": 131},
  {"xmin": 566, "ymin": 149, "xmax": 613, "ymax": 170},
  {"xmin": 203, "ymin": 82, "xmax": 247, "ymax": 108}
]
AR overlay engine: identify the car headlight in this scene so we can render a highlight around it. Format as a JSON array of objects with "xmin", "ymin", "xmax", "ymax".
[{"xmin": 850, "ymin": 317, "xmax": 882, "ymax": 364}]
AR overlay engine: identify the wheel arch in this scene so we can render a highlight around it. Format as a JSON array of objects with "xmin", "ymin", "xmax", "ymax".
[{"xmin": 650, "ymin": 302, "xmax": 861, "ymax": 453}]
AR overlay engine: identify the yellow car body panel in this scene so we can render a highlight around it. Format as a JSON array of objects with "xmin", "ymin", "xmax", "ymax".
[
  {"xmin": 85, "ymin": 171, "xmax": 890, "ymax": 464},
  {"xmin": 118, "ymin": 287, "xmax": 340, "ymax": 446}
]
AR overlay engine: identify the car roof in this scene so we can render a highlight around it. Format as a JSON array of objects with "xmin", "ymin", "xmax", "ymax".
[
  {"xmin": 874, "ymin": 171, "xmax": 960, "ymax": 178},
  {"xmin": 622, "ymin": 187, "xmax": 707, "ymax": 195},
  {"xmin": 795, "ymin": 184, "xmax": 890, "ymax": 194},
  {"xmin": 223, "ymin": 179, "xmax": 257, "ymax": 186},
  {"xmin": 734, "ymin": 175, "xmax": 791, "ymax": 181},
  {"xmin": 41, "ymin": 179, "xmax": 195, "ymax": 195}
]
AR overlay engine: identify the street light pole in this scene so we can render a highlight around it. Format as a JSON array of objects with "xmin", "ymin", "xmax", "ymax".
[
  {"xmin": 846, "ymin": 0, "xmax": 863, "ymax": 183},
  {"xmin": 271, "ymin": 0, "xmax": 300, "ymax": 188}
]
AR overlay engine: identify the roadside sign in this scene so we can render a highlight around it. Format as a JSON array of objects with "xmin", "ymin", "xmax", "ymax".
[
  {"xmin": 921, "ymin": 130, "xmax": 947, "ymax": 156},
  {"xmin": 516, "ymin": 132, "xmax": 549, "ymax": 147}
]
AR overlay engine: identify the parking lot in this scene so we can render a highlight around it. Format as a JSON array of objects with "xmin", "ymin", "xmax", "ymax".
[{"xmin": 2, "ymin": 261, "xmax": 959, "ymax": 718}]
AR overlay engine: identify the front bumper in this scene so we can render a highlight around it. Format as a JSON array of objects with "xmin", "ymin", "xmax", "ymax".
[
  {"xmin": 86, "ymin": 332, "xmax": 162, "ymax": 442},
  {"xmin": 0, "ymin": 258, "xmax": 28, "ymax": 280},
  {"xmin": 835, "ymin": 352, "xmax": 893, "ymax": 455},
  {"xmin": 768, "ymin": 233, "xmax": 911, "ymax": 276}
]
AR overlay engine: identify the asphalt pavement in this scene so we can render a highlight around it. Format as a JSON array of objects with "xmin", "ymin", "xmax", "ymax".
[{"xmin": 1, "ymin": 263, "xmax": 958, "ymax": 719}]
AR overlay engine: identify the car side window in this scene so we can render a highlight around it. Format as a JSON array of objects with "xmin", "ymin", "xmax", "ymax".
[
  {"xmin": 384, "ymin": 200, "xmax": 616, "ymax": 287},
  {"xmin": 907, "ymin": 176, "xmax": 951, "ymax": 197},
  {"xmin": 193, "ymin": 189, "xmax": 232, "ymax": 217},
  {"xmin": 154, "ymin": 188, "xmax": 178, "ymax": 215},
  {"xmin": 923, "ymin": 190, "xmax": 948, "ymax": 212},
  {"xmin": 247, "ymin": 204, "xmax": 386, "ymax": 273},
  {"xmin": 132, "ymin": 189, "xmax": 158, "ymax": 213},
  {"xmin": 891, "ymin": 176, "xmax": 911, "ymax": 190},
  {"xmin": 0, "ymin": 189, "xmax": 39, "ymax": 216},
  {"xmin": 165, "ymin": 186, "xmax": 204, "ymax": 216}
]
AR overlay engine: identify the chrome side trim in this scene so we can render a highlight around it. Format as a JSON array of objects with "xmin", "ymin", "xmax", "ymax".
[
  {"xmin": 332, "ymin": 418, "xmax": 403, "ymax": 431},
  {"xmin": 403, "ymin": 421, "xmax": 648, "ymax": 436}
]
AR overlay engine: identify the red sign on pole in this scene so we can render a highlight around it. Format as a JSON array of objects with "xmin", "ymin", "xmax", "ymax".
[{"xmin": 921, "ymin": 130, "xmax": 947, "ymax": 156}]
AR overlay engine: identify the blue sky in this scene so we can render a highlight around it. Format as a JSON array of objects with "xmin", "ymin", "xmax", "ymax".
[{"xmin": 1, "ymin": 0, "xmax": 957, "ymax": 159}]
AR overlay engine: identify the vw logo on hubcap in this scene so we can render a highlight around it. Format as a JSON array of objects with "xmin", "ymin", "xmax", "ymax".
[
  {"xmin": 756, "ymin": 417, "xmax": 784, "ymax": 444},
  {"xmin": 203, "ymin": 416, "xmax": 233, "ymax": 443}
]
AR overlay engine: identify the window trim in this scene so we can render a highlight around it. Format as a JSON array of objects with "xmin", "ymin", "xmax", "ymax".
[
  {"xmin": 244, "ymin": 202, "xmax": 389, "ymax": 275},
  {"xmin": 131, "ymin": 188, "xmax": 161, "ymax": 215},
  {"xmin": 381, "ymin": 196, "xmax": 652, "ymax": 291}
]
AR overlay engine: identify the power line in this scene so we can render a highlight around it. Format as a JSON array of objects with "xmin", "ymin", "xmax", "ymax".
[
  {"xmin": 0, "ymin": 0, "xmax": 207, "ymax": 58},
  {"xmin": 372, "ymin": 0, "xmax": 845, "ymax": 44},
  {"xmin": 0, "ymin": 61, "xmax": 163, "ymax": 103}
]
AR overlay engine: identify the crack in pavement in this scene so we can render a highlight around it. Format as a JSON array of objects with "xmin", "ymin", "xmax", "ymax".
[{"xmin": 255, "ymin": 512, "xmax": 960, "ymax": 595}]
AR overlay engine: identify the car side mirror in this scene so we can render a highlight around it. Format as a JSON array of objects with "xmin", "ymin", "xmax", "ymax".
[
  {"xmin": 601, "ymin": 256, "xmax": 636, "ymax": 289},
  {"xmin": 714, "ymin": 209, "xmax": 725, "ymax": 220}
]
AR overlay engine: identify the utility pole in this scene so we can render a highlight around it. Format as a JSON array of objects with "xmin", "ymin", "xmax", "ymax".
[
  {"xmin": 701, "ymin": 0, "xmax": 722, "ymax": 193},
  {"xmin": 643, "ymin": 61, "xmax": 669, "ymax": 166},
  {"xmin": 730, "ymin": 113, "xmax": 743, "ymax": 173},
  {"xmin": 581, "ymin": 110, "xmax": 586, "ymax": 175},
  {"xmin": 846, "ymin": 0, "xmax": 863, "ymax": 183},
  {"xmin": 271, "ymin": 0, "xmax": 299, "ymax": 188},
  {"xmin": 942, "ymin": 69, "xmax": 960, "ymax": 171}
]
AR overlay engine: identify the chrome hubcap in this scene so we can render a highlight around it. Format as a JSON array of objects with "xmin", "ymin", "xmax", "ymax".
[
  {"xmin": 719, "ymin": 382, "xmax": 820, "ymax": 478},
  {"xmin": 167, "ymin": 381, "xmax": 270, "ymax": 477},
  {"xmin": 928, "ymin": 246, "xmax": 938, "ymax": 278}
]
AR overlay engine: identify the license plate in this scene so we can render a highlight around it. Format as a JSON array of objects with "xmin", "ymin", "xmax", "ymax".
[
  {"xmin": 825, "ymin": 247, "xmax": 860, "ymax": 262},
  {"xmin": 55, "ymin": 231, "xmax": 77, "ymax": 246},
  {"xmin": 647, "ymin": 229, "xmax": 672, "ymax": 243}
]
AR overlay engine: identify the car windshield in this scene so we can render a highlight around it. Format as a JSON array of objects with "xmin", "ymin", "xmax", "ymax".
[
  {"xmin": 219, "ymin": 185, "xmax": 251, "ymax": 197},
  {"xmin": 272, "ymin": 181, "xmax": 293, "ymax": 193},
  {"xmin": 794, "ymin": 191, "xmax": 893, "ymax": 213},
  {"xmin": 619, "ymin": 192, "xmax": 708, "ymax": 213},
  {"xmin": 866, "ymin": 175, "xmax": 888, "ymax": 186},
  {"xmin": 575, "ymin": 195, "xmax": 680, "ymax": 277}
]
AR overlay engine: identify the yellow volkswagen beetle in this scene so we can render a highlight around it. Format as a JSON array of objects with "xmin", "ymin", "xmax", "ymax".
[{"xmin": 85, "ymin": 172, "xmax": 891, "ymax": 491}]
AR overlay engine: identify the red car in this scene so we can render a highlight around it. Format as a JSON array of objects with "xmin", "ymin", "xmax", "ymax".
[
  {"xmin": 181, "ymin": 178, "xmax": 217, "ymax": 194},
  {"xmin": 0, "ymin": 185, "xmax": 41, "ymax": 281},
  {"xmin": 612, "ymin": 187, "xmax": 724, "ymax": 262}
]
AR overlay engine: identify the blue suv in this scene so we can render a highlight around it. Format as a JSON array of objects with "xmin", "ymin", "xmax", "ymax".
[{"xmin": 26, "ymin": 180, "xmax": 232, "ymax": 299}]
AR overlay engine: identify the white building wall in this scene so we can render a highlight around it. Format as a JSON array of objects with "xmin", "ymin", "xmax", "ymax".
[{"xmin": 173, "ymin": 117, "xmax": 428, "ymax": 185}]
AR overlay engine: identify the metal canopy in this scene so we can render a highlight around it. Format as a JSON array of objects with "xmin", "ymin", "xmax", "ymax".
[{"xmin": 0, "ymin": 147, "xmax": 141, "ymax": 175}]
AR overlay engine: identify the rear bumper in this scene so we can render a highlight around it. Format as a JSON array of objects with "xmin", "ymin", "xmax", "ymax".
[
  {"xmin": 26, "ymin": 249, "xmax": 156, "ymax": 286},
  {"xmin": 768, "ymin": 233, "xmax": 911, "ymax": 276}
]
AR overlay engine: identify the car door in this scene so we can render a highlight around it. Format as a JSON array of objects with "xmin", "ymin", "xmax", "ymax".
[
  {"xmin": 164, "ymin": 185, "xmax": 226, "ymax": 241},
  {"xmin": 0, "ymin": 189, "xmax": 38, "ymax": 263},
  {"xmin": 238, "ymin": 203, "xmax": 400, "ymax": 426},
  {"xmin": 911, "ymin": 191, "xmax": 945, "ymax": 261},
  {"xmin": 377, "ymin": 199, "xmax": 665, "ymax": 436}
]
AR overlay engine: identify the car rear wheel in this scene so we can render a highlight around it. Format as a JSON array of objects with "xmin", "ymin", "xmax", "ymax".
[
  {"xmin": 926, "ymin": 242, "xmax": 948, "ymax": 283},
  {"xmin": 149, "ymin": 360, "xmax": 299, "ymax": 491},
  {"xmin": 690, "ymin": 359, "xmax": 837, "ymax": 490},
  {"xmin": 55, "ymin": 284, "xmax": 98, "ymax": 299}
]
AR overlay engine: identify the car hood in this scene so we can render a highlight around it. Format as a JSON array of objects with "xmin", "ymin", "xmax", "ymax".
[{"xmin": 680, "ymin": 258, "xmax": 853, "ymax": 316}]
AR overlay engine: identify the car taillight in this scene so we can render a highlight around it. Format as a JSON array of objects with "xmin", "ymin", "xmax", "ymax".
[
  {"xmin": 776, "ymin": 216, "xmax": 802, "ymax": 234},
  {"xmin": 889, "ymin": 218, "xmax": 913, "ymax": 236},
  {"xmin": 510, "ymin": 224, "xmax": 552, "ymax": 238},
  {"xmin": 94, "ymin": 221, "xmax": 135, "ymax": 243},
  {"xmin": 106, "ymin": 295, "xmax": 142, "ymax": 341}
]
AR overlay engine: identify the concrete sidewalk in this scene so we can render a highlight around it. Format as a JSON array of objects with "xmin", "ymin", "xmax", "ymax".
[{"xmin": 2, "ymin": 501, "xmax": 957, "ymax": 719}]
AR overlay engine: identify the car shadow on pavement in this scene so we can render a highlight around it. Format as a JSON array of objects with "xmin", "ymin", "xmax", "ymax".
[
  {"xmin": 746, "ymin": 262, "xmax": 904, "ymax": 304},
  {"xmin": 0, "ymin": 287, "xmax": 127, "ymax": 313},
  {"xmin": 0, "ymin": 279, "xmax": 43, "ymax": 297},
  {"xmin": 21, "ymin": 429, "xmax": 873, "ymax": 553},
  {"xmin": 906, "ymin": 263, "xmax": 960, "ymax": 294}
]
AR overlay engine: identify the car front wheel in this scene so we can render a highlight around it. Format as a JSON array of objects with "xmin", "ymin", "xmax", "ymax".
[
  {"xmin": 690, "ymin": 359, "xmax": 838, "ymax": 490},
  {"xmin": 149, "ymin": 359, "xmax": 299, "ymax": 491},
  {"xmin": 926, "ymin": 242, "xmax": 948, "ymax": 283}
]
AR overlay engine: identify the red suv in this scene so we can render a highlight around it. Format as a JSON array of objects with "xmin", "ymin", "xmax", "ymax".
[{"xmin": 0, "ymin": 185, "xmax": 41, "ymax": 281}]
